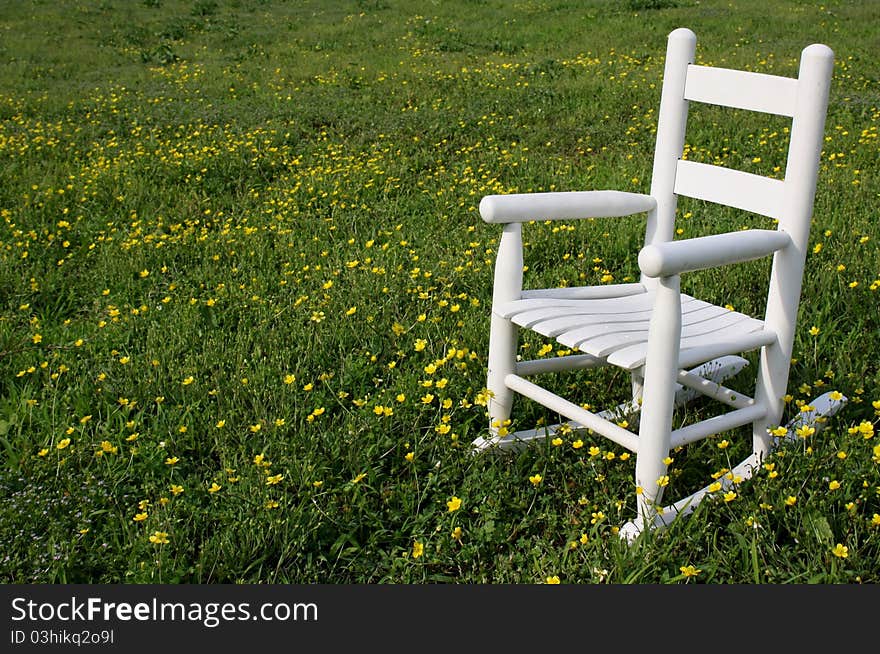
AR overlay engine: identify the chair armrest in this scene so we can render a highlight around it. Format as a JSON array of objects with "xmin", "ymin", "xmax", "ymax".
[
  {"xmin": 479, "ymin": 190, "xmax": 657, "ymax": 224},
  {"xmin": 638, "ymin": 229, "xmax": 791, "ymax": 278}
]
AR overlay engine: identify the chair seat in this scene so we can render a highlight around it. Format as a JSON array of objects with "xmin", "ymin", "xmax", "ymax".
[{"xmin": 496, "ymin": 292, "xmax": 770, "ymax": 370}]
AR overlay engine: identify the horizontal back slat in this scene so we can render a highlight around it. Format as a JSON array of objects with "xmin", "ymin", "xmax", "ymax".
[
  {"xmin": 674, "ymin": 160, "xmax": 785, "ymax": 218},
  {"xmin": 684, "ymin": 64, "xmax": 798, "ymax": 117}
]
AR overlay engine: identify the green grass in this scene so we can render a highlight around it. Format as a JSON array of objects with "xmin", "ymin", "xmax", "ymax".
[{"xmin": 0, "ymin": 0, "xmax": 877, "ymax": 584}]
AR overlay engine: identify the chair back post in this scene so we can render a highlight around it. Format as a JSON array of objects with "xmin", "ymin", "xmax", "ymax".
[
  {"xmin": 642, "ymin": 28, "xmax": 696, "ymax": 290},
  {"xmin": 753, "ymin": 43, "xmax": 834, "ymax": 456}
]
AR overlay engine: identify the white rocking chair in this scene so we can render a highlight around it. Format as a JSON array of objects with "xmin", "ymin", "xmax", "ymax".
[{"xmin": 475, "ymin": 28, "xmax": 843, "ymax": 540}]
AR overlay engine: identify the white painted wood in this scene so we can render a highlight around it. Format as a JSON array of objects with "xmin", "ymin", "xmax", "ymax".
[
  {"xmin": 607, "ymin": 325, "xmax": 773, "ymax": 370},
  {"xmin": 530, "ymin": 301, "xmax": 721, "ymax": 338},
  {"xmin": 475, "ymin": 28, "xmax": 836, "ymax": 542},
  {"xmin": 673, "ymin": 160, "xmax": 786, "ymax": 219},
  {"xmin": 515, "ymin": 353, "xmax": 602, "ymax": 376},
  {"xmin": 559, "ymin": 306, "xmax": 753, "ymax": 351},
  {"xmin": 638, "ymin": 228, "xmax": 791, "ymax": 277},
  {"xmin": 776, "ymin": 390, "xmax": 848, "ymax": 445},
  {"xmin": 474, "ymin": 356, "xmax": 750, "ymax": 452},
  {"xmin": 643, "ymin": 27, "xmax": 695, "ymax": 274},
  {"xmin": 676, "ymin": 368, "xmax": 755, "ymax": 409},
  {"xmin": 684, "ymin": 64, "xmax": 799, "ymax": 116},
  {"xmin": 752, "ymin": 43, "xmax": 834, "ymax": 459},
  {"xmin": 635, "ymin": 276, "xmax": 682, "ymax": 521},
  {"xmin": 485, "ymin": 223, "xmax": 523, "ymax": 437},
  {"xmin": 670, "ymin": 404, "xmax": 767, "ymax": 448},
  {"xmin": 479, "ymin": 190, "xmax": 656, "ymax": 224},
  {"xmin": 522, "ymin": 283, "xmax": 645, "ymax": 300},
  {"xmin": 619, "ymin": 452, "xmax": 762, "ymax": 542},
  {"xmin": 471, "ymin": 396, "xmax": 641, "ymax": 452},
  {"xmin": 620, "ymin": 389, "xmax": 846, "ymax": 542},
  {"xmin": 673, "ymin": 355, "xmax": 750, "ymax": 406},
  {"xmin": 504, "ymin": 374, "xmax": 640, "ymax": 452}
]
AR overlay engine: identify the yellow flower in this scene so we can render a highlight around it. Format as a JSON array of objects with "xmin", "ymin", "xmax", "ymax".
[
  {"xmin": 412, "ymin": 541, "xmax": 424, "ymax": 559},
  {"xmin": 572, "ymin": 439, "xmax": 584, "ymax": 449},
  {"xmin": 785, "ymin": 495, "xmax": 797, "ymax": 506},
  {"xmin": 56, "ymin": 438, "xmax": 71, "ymax": 450},
  {"xmin": 182, "ymin": 376, "xmax": 194, "ymax": 385},
  {"xmin": 545, "ymin": 576, "xmax": 561, "ymax": 585},
  {"xmin": 351, "ymin": 472, "xmax": 367, "ymax": 484},
  {"xmin": 723, "ymin": 491, "xmax": 737, "ymax": 503},
  {"xmin": 133, "ymin": 512, "xmax": 148, "ymax": 522},
  {"xmin": 551, "ymin": 437, "xmax": 563, "ymax": 447},
  {"xmin": 37, "ymin": 448, "xmax": 49, "ymax": 457},
  {"xmin": 529, "ymin": 474, "xmax": 542, "ymax": 486},
  {"xmin": 164, "ymin": 456, "xmax": 179, "ymax": 465},
  {"xmin": 404, "ymin": 451, "xmax": 414, "ymax": 462},
  {"xmin": 249, "ymin": 423, "xmax": 262, "ymax": 433},
  {"xmin": 283, "ymin": 374, "xmax": 296, "ymax": 385},
  {"xmin": 871, "ymin": 514, "xmax": 880, "ymax": 527},
  {"xmin": 707, "ymin": 482, "xmax": 722, "ymax": 493},
  {"xmin": 170, "ymin": 484, "xmax": 184, "ymax": 495},
  {"xmin": 717, "ymin": 440, "xmax": 730, "ymax": 450},
  {"xmin": 588, "ymin": 446, "xmax": 601, "ymax": 457},
  {"xmin": 831, "ymin": 543, "xmax": 848, "ymax": 559},
  {"xmin": 680, "ymin": 565, "xmax": 701, "ymax": 578},
  {"xmin": 656, "ymin": 475, "xmax": 670, "ymax": 488},
  {"xmin": 265, "ymin": 500, "xmax": 280, "ymax": 509},
  {"xmin": 266, "ymin": 474, "xmax": 283, "ymax": 485},
  {"xmin": 828, "ymin": 480, "xmax": 841, "ymax": 491},
  {"xmin": 446, "ymin": 496, "xmax": 462, "ymax": 512},
  {"xmin": 795, "ymin": 425, "xmax": 815, "ymax": 439},
  {"xmin": 149, "ymin": 531, "xmax": 169, "ymax": 545},
  {"xmin": 207, "ymin": 482, "xmax": 222, "ymax": 493},
  {"xmin": 808, "ymin": 326, "xmax": 820, "ymax": 336},
  {"xmin": 451, "ymin": 527, "xmax": 463, "ymax": 541}
]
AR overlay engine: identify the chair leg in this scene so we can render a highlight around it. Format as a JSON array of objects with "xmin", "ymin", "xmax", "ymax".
[
  {"xmin": 484, "ymin": 222, "xmax": 524, "ymax": 441},
  {"xmin": 631, "ymin": 370, "xmax": 644, "ymax": 399},
  {"xmin": 751, "ymin": 343, "xmax": 787, "ymax": 462},
  {"xmin": 634, "ymin": 276, "xmax": 682, "ymax": 524},
  {"xmin": 486, "ymin": 312, "xmax": 517, "ymax": 438}
]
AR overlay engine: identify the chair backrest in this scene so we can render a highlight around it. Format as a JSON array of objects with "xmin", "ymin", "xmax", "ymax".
[
  {"xmin": 644, "ymin": 28, "xmax": 834, "ymax": 269},
  {"xmin": 642, "ymin": 28, "xmax": 833, "ymax": 425}
]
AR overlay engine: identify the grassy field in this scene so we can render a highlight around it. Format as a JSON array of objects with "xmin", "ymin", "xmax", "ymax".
[{"xmin": 0, "ymin": 0, "xmax": 877, "ymax": 584}]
